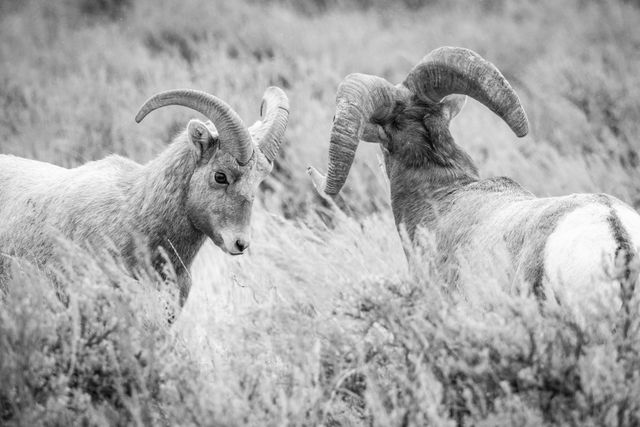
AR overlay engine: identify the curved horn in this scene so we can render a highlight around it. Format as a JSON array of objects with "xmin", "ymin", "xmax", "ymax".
[
  {"xmin": 403, "ymin": 47, "xmax": 529, "ymax": 137},
  {"xmin": 323, "ymin": 73, "xmax": 407, "ymax": 195},
  {"xmin": 135, "ymin": 89, "xmax": 254, "ymax": 165},
  {"xmin": 255, "ymin": 87, "xmax": 290, "ymax": 162}
]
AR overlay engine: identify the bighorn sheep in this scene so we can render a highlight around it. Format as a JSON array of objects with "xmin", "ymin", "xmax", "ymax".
[
  {"xmin": 0, "ymin": 87, "xmax": 289, "ymax": 305},
  {"xmin": 308, "ymin": 47, "xmax": 640, "ymax": 311}
]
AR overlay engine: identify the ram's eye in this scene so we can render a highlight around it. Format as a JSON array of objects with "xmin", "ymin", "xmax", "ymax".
[{"xmin": 214, "ymin": 172, "xmax": 228, "ymax": 185}]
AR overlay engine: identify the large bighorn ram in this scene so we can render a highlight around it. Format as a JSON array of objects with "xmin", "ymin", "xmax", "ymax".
[
  {"xmin": 309, "ymin": 47, "xmax": 640, "ymax": 311},
  {"xmin": 0, "ymin": 87, "xmax": 289, "ymax": 305}
]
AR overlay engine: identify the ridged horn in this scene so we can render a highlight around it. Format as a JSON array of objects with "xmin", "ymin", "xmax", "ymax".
[
  {"xmin": 324, "ymin": 73, "xmax": 406, "ymax": 195},
  {"xmin": 135, "ymin": 89, "xmax": 254, "ymax": 165},
  {"xmin": 255, "ymin": 87, "xmax": 290, "ymax": 162},
  {"xmin": 403, "ymin": 47, "xmax": 529, "ymax": 137}
]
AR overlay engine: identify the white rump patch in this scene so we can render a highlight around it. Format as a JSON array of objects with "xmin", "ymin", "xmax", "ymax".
[{"xmin": 544, "ymin": 204, "xmax": 621, "ymax": 320}]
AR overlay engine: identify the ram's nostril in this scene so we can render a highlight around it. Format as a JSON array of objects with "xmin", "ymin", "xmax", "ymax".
[{"xmin": 235, "ymin": 239, "xmax": 249, "ymax": 252}]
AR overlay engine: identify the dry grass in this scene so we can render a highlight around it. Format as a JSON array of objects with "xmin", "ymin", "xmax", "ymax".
[{"xmin": 2, "ymin": 0, "xmax": 640, "ymax": 425}]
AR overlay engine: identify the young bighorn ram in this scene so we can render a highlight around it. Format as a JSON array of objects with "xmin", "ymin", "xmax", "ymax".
[
  {"xmin": 0, "ymin": 87, "xmax": 289, "ymax": 305},
  {"xmin": 309, "ymin": 47, "xmax": 640, "ymax": 311}
]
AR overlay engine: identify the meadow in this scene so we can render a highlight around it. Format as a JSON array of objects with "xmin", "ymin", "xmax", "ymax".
[{"xmin": 1, "ymin": 0, "xmax": 640, "ymax": 425}]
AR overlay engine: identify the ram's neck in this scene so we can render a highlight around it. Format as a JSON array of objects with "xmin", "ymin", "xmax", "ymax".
[
  {"xmin": 387, "ymin": 153, "xmax": 479, "ymax": 240},
  {"xmin": 130, "ymin": 137, "xmax": 205, "ymax": 271}
]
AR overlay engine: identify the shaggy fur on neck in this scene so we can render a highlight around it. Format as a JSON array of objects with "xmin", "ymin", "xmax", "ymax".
[{"xmin": 130, "ymin": 135, "xmax": 205, "ymax": 280}]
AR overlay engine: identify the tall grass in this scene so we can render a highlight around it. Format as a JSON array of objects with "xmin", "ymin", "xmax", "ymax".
[{"xmin": 2, "ymin": 0, "xmax": 640, "ymax": 424}]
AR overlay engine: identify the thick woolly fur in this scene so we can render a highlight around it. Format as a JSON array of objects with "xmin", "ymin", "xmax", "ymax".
[
  {"xmin": 0, "ymin": 121, "xmax": 273, "ymax": 304},
  {"xmin": 375, "ymin": 96, "xmax": 640, "ymax": 318}
]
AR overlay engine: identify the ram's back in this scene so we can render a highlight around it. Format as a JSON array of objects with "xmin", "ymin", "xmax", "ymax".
[
  {"xmin": 0, "ymin": 154, "xmax": 142, "ymax": 261},
  {"xmin": 434, "ymin": 177, "xmax": 640, "ymax": 316},
  {"xmin": 0, "ymin": 155, "xmax": 67, "ymax": 200}
]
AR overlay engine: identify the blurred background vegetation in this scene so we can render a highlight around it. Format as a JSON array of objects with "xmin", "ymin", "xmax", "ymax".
[{"xmin": 2, "ymin": 0, "xmax": 640, "ymax": 425}]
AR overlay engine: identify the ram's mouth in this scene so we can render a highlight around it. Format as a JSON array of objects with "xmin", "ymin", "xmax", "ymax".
[
  {"xmin": 208, "ymin": 232, "xmax": 226, "ymax": 251},
  {"xmin": 206, "ymin": 232, "xmax": 246, "ymax": 256}
]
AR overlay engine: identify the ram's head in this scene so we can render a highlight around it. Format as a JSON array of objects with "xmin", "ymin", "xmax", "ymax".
[
  {"xmin": 308, "ymin": 46, "xmax": 528, "ymax": 196},
  {"xmin": 136, "ymin": 87, "xmax": 289, "ymax": 255}
]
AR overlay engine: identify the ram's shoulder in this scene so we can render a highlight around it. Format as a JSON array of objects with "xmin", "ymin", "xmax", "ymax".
[
  {"xmin": 437, "ymin": 177, "xmax": 533, "ymax": 207},
  {"xmin": 74, "ymin": 154, "xmax": 140, "ymax": 175},
  {"xmin": 468, "ymin": 177, "xmax": 532, "ymax": 195}
]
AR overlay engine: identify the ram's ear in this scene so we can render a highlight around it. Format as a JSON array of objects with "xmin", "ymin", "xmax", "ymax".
[
  {"xmin": 187, "ymin": 119, "xmax": 218, "ymax": 160},
  {"xmin": 441, "ymin": 94, "xmax": 467, "ymax": 121},
  {"xmin": 361, "ymin": 122, "xmax": 390, "ymax": 144}
]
